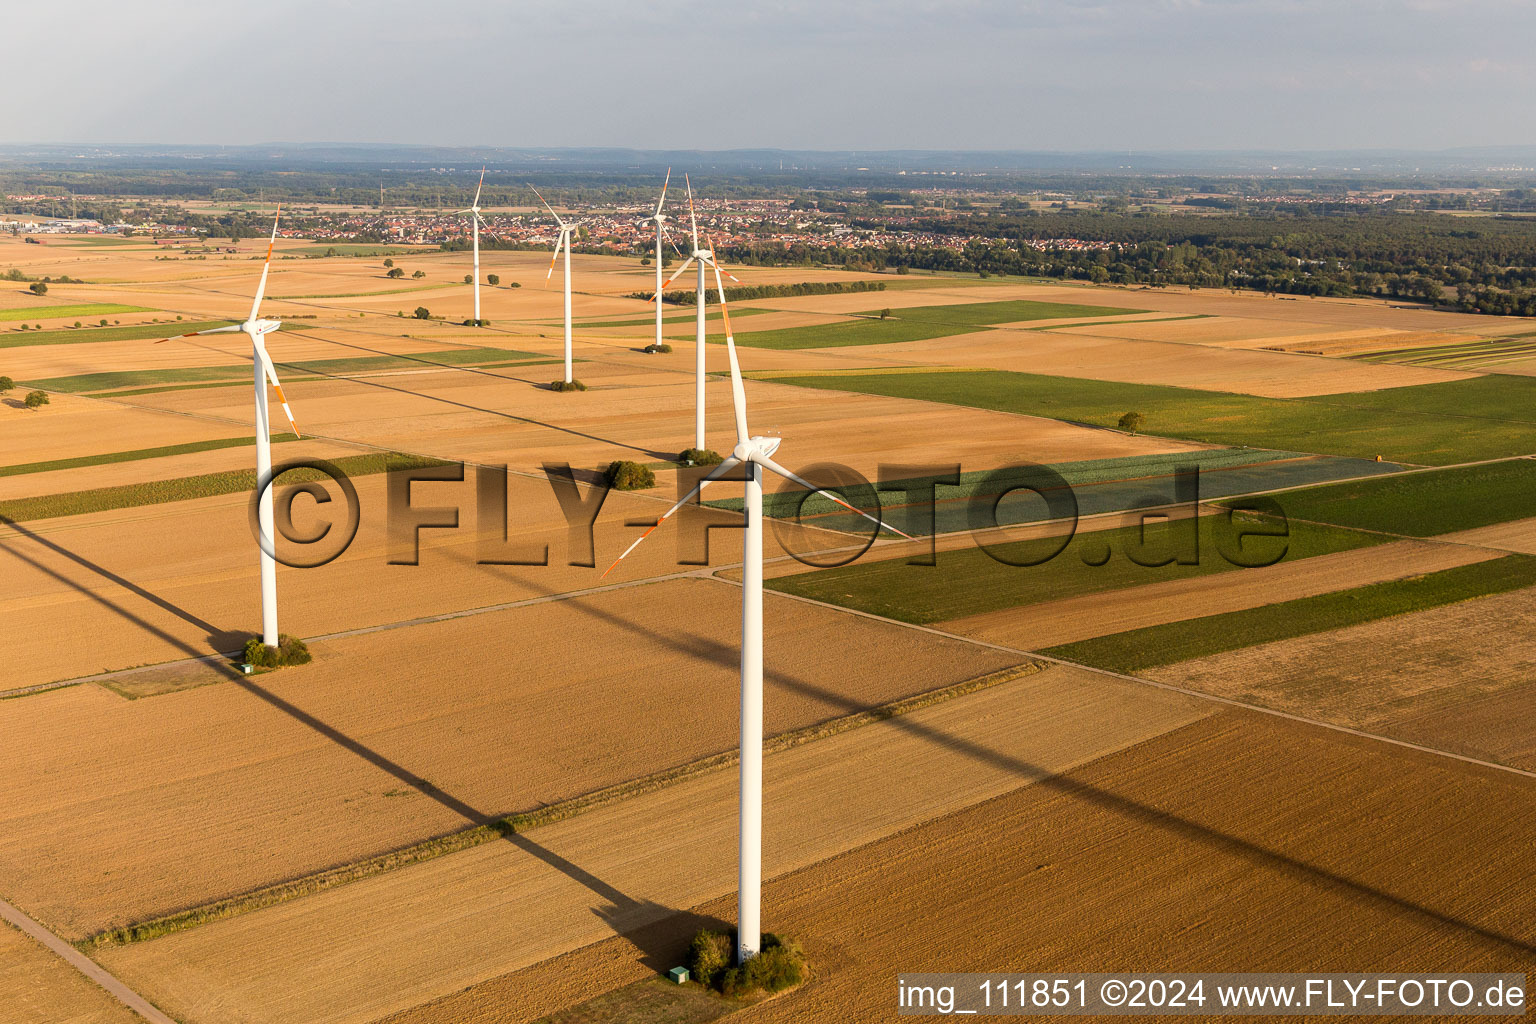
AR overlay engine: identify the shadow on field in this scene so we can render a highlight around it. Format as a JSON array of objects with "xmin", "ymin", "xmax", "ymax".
[
  {"xmin": 0, "ymin": 513, "xmax": 686, "ymax": 951},
  {"xmin": 160, "ymin": 323, "xmax": 675, "ymax": 461},
  {"xmin": 0, "ymin": 515, "xmax": 250, "ymax": 677},
  {"xmin": 10, "ymin": 511, "xmax": 1533, "ymax": 964},
  {"xmin": 531, "ymin": 571, "xmax": 1536, "ymax": 960}
]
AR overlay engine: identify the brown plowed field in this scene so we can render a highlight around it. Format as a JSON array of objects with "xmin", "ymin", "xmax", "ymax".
[
  {"xmin": 1148, "ymin": 586, "xmax": 1536, "ymax": 766},
  {"xmin": 381, "ymin": 710, "xmax": 1536, "ymax": 1024},
  {"xmin": 0, "ymin": 923, "xmax": 140, "ymax": 1024},
  {"xmin": 0, "ymin": 578, "xmax": 1021, "ymax": 938},
  {"xmin": 869, "ymin": 329, "xmax": 1472, "ymax": 397},
  {"xmin": 1439, "ymin": 517, "xmax": 1536, "ymax": 555},
  {"xmin": 97, "ymin": 664, "xmax": 1210, "ymax": 1024},
  {"xmin": 940, "ymin": 540, "xmax": 1499, "ymax": 649}
]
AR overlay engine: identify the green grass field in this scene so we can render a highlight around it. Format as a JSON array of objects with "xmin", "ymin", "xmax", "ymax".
[
  {"xmin": 0, "ymin": 435, "xmax": 300, "ymax": 478},
  {"xmin": 0, "ymin": 303, "xmax": 153, "ymax": 323},
  {"xmin": 726, "ymin": 298, "xmax": 1145, "ymax": 350},
  {"xmin": 1223, "ymin": 459, "xmax": 1536, "ymax": 537},
  {"xmin": 24, "ymin": 346, "xmax": 546, "ymax": 393},
  {"xmin": 766, "ymin": 514, "xmax": 1380, "ymax": 624},
  {"xmin": 588, "ymin": 307, "xmax": 769, "ymax": 329},
  {"xmin": 0, "ymin": 452, "xmax": 444, "ymax": 523},
  {"xmin": 1043, "ymin": 554, "xmax": 1536, "ymax": 673},
  {"xmin": 756, "ymin": 369, "xmax": 1536, "ymax": 465}
]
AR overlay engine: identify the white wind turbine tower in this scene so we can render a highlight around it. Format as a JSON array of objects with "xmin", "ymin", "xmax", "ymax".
[
  {"xmin": 157, "ymin": 208, "xmax": 301, "ymax": 648},
  {"xmin": 653, "ymin": 175, "xmax": 737, "ymax": 452},
  {"xmin": 530, "ymin": 184, "xmax": 577, "ymax": 385},
  {"xmin": 605, "ymin": 245, "xmax": 911, "ymax": 964},
  {"xmin": 637, "ymin": 168, "xmax": 674, "ymax": 354},
  {"xmin": 456, "ymin": 167, "xmax": 487, "ymax": 324}
]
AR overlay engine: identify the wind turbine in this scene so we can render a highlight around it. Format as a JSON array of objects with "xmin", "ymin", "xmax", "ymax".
[
  {"xmin": 652, "ymin": 175, "xmax": 737, "ymax": 453},
  {"xmin": 530, "ymin": 184, "xmax": 577, "ymax": 385},
  {"xmin": 637, "ymin": 168, "xmax": 675, "ymax": 354},
  {"xmin": 157, "ymin": 208, "xmax": 300, "ymax": 649},
  {"xmin": 604, "ymin": 245, "xmax": 911, "ymax": 964},
  {"xmin": 456, "ymin": 167, "xmax": 487, "ymax": 324}
]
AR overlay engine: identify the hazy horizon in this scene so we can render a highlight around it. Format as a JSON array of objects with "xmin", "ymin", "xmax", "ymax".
[{"xmin": 7, "ymin": 0, "xmax": 1534, "ymax": 154}]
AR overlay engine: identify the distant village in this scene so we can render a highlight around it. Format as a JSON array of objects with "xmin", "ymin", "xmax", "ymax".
[{"xmin": 1, "ymin": 191, "xmax": 1124, "ymax": 256}]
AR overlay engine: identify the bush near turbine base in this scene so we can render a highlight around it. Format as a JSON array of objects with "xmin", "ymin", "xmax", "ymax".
[
  {"xmin": 687, "ymin": 930, "xmax": 732, "ymax": 991},
  {"xmin": 241, "ymin": 634, "xmax": 312, "ymax": 670},
  {"xmin": 550, "ymin": 379, "xmax": 587, "ymax": 392},
  {"xmin": 679, "ymin": 448, "xmax": 723, "ymax": 467},
  {"xmin": 687, "ymin": 930, "xmax": 805, "ymax": 997},
  {"xmin": 643, "ymin": 342, "xmax": 672, "ymax": 354},
  {"xmin": 461, "ymin": 318, "xmax": 491, "ymax": 327},
  {"xmin": 605, "ymin": 460, "xmax": 655, "ymax": 490}
]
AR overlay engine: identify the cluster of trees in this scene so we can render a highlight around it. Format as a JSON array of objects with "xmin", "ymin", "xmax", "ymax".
[
  {"xmin": 0, "ymin": 376, "xmax": 49, "ymax": 409},
  {"xmin": 634, "ymin": 279, "xmax": 888, "ymax": 305}
]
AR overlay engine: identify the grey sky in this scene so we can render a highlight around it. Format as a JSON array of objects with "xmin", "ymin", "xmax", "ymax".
[{"xmin": 6, "ymin": 0, "xmax": 1532, "ymax": 151}]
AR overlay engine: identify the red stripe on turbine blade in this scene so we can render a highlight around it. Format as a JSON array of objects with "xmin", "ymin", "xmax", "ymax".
[{"xmin": 601, "ymin": 519, "xmax": 664, "ymax": 578}]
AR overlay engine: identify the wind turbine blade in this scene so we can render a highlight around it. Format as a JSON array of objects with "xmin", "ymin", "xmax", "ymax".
[
  {"xmin": 707, "ymin": 254, "xmax": 749, "ymax": 445},
  {"xmin": 527, "ymin": 183, "xmax": 566, "ymax": 228},
  {"xmin": 684, "ymin": 173, "xmax": 699, "ymax": 251},
  {"xmin": 600, "ymin": 457, "xmax": 743, "ymax": 578},
  {"xmin": 755, "ymin": 454, "xmax": 914, "ymax": 539},
  {"xmin": 660, "ymin": 222, "xmax": 685, "ymax": 259},
  {"xmin": 248, "ymin": 204, "xmax": 281, "ymax": 322},
  {"xmin": 545, "ymin": 236, "xmax": 561, "ymax": 283},
  {"xmin": 472, "ymin": 166, "xmax": 485, "ymax": 208},
  {"xmin": 661, "ymin": 256, "xmax": 695, "ymax": 290},
  {"xmin": 253, "ymin": 337, "xmax": 301, "ymax": 438},
  {"xmin": 654, "ymin": 167, "xmax": 671, "ymax": 218},
  {"xmin": 702, "ymin": 255, "xmax": 740, "ymax": 284},
  {"xmin": 154, "ymin": 324, "xmax": 242, "ymax": 343}
]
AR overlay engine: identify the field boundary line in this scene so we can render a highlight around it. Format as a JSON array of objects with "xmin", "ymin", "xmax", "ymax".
[
  {"xmin": 736, "ymin": 578, "xmax": 1536, "ymax": 783},
  {"xmin": 0, "ymin": 897, "xmax": 175, "ymax": 1024},
  {"xmin": 77, "ymin": 660, "xmax": 1045, "ymax": 951}
]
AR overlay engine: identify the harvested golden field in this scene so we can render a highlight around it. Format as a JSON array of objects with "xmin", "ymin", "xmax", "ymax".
[
  {"xmin": 103, "ymin": 356, "xmax": 1198, "ymax": 480},
  {"xmin": 0, "ymin": 325, "xmax": 526, "ymax": 382},
  {"xmin": 868, "ymin": 328, "xmax": 1472, "ymax": 397},
  {"xmin": 1263, "ymin": 331, "xmax": 1486, "ymax": 357},
  {"xmin": 98, "ymin": 664, "xmax": 1211, "ymax": 1024},
  {"xmin": 939, "ymin": 539, "xmax": 1500, "ymax": 649},
  {"xmin": 0, "ymin": 435, "xmax": 363, "ymax": 502},
  {"xmin": 1147, "ymin": 586, "xmax": 1536, "ymax": 766},
  {"xmin": 0, "ymin": 578, "xmax": 1020, "ymax": 938},
  {"xmin": 384, "ymin": 709, "xmax": 1536, "ymax": 1024},
  {"xmin": 0, "ymin": 392, "xmax": 248, "ymax": 465},
  {"xmin": 736, "ymin": 711, "xmax": 1536, "ymax": 1022},
  {"xmin": 0, "ymin": 469, "xmax": 847, "ymax": 685},
  {"xmin": 1053, "ymin": 313, "xmax": 1342, "ymax": 347},
  {"xmin": 0, "ymin": 921, "xmax": 140, "ymax": 1024}
]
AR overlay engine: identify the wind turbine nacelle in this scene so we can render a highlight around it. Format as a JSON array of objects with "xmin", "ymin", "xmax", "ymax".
[
  {"xmin": 738, "ymin": 436, "xmax": 782, "ymax": 462},
  {"xmin": 250, "ymin": 318, "xmax": 282, "ymax": 334}
]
